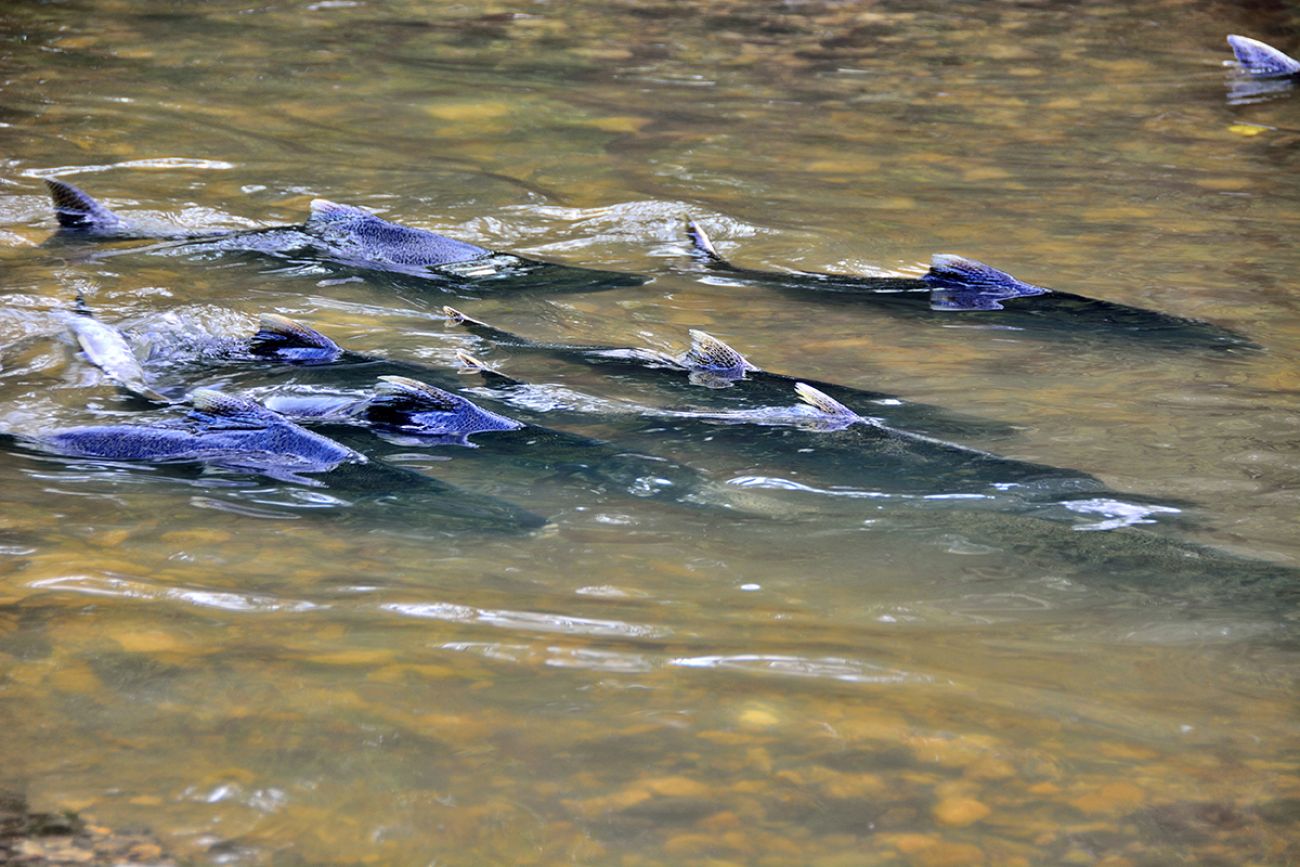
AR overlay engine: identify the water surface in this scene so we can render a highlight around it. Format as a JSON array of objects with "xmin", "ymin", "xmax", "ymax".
[{"xmin": 2, "ymin": 0, "xmax": 1299, "ymax": 864}]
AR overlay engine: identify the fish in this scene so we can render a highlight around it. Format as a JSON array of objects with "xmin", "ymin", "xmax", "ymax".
[
  {"xmin": 682, "ymin": 218, "xmax": 1255, "ymax": 350},
  {"xmin": 442, "ymin": 305, "xmax": 1019, "ymax": 440},
  {"xmin": 20, "ymin": 388, "xmax": 366, "ymax": 484},
  {"xmin": 6, "ymin": 387, "xmax": 548, "ymax": 531},
  {"xmin": 55, "ymin": 296, "xmax": 172, "ymax": 403},
  {"xmin": 42, "ymin": 179, "xmax": 646, "ymax": 293}
]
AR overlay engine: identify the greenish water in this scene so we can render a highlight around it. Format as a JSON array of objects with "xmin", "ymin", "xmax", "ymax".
[{"xmin": 2, "ymin": 0, "xmax": 1299, "ymax": 864}]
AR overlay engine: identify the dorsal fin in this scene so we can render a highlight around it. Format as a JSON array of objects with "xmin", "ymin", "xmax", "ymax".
[
  {"xmin": 249, "ymin": 313, "xmax": 340, "ymax": 356},
  {"xmin": 308, "ymin": 199, "xmax": 373, "ymax": 224},
  {"xmin": 189, "ymin": 389, "xmax": 279, "ymax": 425},
  {"xmin": 1227, "ymin": 34, "xmax": 1300, "ymax": 77},
  {"xmin": 374, "ymin": 375, "xmax": 463, "ymax": 411},
  {"xmin": 794, "ymin": 383, "xmax": 859, "ymax": 420},
  {"xmin": 924, "ymin": 254, "xmax": 1049, "ymax": 300},
  {"xmin": 685, "ymin": 216, "xmax": 725, "ymax": 264},
  {"xmin": 442, "ymin": 306, "xmax": 488, "ymax": 328},
  {"xmin": 455, "ymin": 349, "xmax": 492, "ymax": 373},
  {"xmin": 683, "ymin": 329, "xmax": 753, "ymax": 371},
  {"xmin": 45, "ymin": 179, "xmax": 123, "ymax": 231}
]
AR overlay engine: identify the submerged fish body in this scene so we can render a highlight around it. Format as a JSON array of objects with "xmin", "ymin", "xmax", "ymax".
[
  {"xmin": 607, "ymin": 382, "xmax": 1186, "ymax": 524},
  {"xmin": 28, "ymin": 388, "xmax": 365, "ymax": 483},
  {"xmin": 442, "ymin": 307, "xmax": 1019, "ymax": 440},
  {"xmin": 43, "ymin": 179, "xmax": 645, "ymax": 292},
  {"xmin": 683, "ymin": 219, "xmax": 1255, "ymax": 350}
]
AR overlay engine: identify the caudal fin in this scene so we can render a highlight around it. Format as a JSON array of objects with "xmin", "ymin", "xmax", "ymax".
[
  {"xmin": 45, "ymin": 179, "xmax": 124, "ymax": 233},
  {"xmin": 1227, "ymin": 35, "xmax": 1300, "ymax": 77}
]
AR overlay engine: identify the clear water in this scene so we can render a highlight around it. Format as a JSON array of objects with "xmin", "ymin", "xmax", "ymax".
[{"xmin": 1, "ymin": 1, "xmax": 1298, "ymax": 864}]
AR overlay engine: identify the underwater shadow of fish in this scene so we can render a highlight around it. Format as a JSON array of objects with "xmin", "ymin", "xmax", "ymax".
[
  {"xmin": 41, "ymin": 178, "xmax": 646, "ymax": 297},
  {"xmin": 680, "ymin": 218, "xmax": 1259, "ymax": 353}
]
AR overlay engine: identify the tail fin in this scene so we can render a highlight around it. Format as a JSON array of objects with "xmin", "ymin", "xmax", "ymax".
[
  {"xmin": 1227, "ymin": 35, "xmax": 1300, "ymax": 77},
  {"xmin": 685, "ymin": 216, "xmax": 732, "ymax": 268},
  {"xmin": 45, "ymin": 179, "xmax": 124, "ymax": 233}
]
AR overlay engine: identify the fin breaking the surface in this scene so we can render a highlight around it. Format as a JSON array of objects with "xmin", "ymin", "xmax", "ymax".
[
  {"xmin": 683, "ymin": 329, "xmax": 755, "ymax": 373},
  {"xmin": 374, "ymin": 375, "xmax": 464, "ymax": 411},
  {"xmin": 307, "ymin": 199, "xmax": 374, "ymax": 224},
  {"xmin": 45, "ymin": 179, "xmax": 124, "ymax": 232},
  {"xmin": 922, "ymin": 254, "xmax": 1050, "ymax": 310},
  {"xmin": 794, "ymin": 382, "xmax": 860, "ymax": 421},
  {"xmin": 1227, "ymin": 34, "xmax": 1300, "ymax": 77},
  {"xmin": 685, "ymin": 216, "xmax": 727, "ymax": 265},
  {"xmin": 188, "ymin": 388, "xmax": 281, "ymax": 427},
  {"xmin": 455, "ymin": 349, "xmax": 492, "ymax": 373},
  {"xmin": 249, "ymin": 313, "xmax": 342, "ymax": 360}
]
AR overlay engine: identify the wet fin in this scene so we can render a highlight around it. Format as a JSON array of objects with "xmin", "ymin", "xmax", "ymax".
[
  {"xmin": 794, "ymin": 383, "xmax": 860, "ymax": 421},
  {"xmin": 374, "ymin": 375, "xmax": 463, "ymax": 412},
  {"xmin": 455, "ymin": 349, "xmax": 493, "ymax": 373},
  {"xmin": 1227, "ymin": 34, "xmax": 1300, "ymax": 77},
  {"xmin": 249, "ymin": 313, "xmax": 340, "ymax": 356},
  {"xmin": 443, "ymin": 305, "xmax": 485, "ymax": 327},
  {"xmin": 685, "ymin": 216, "xmax": 729, "ymax": 266},
  {"xmin": 188, "ymin": 389, "xmax": 280, "ymax": 427},
  {"xmin": 307, "ymin": 199, "xmax": 373, "ymax": 224},
  {"xmin": 45, "ymin": 179, "xmax": 123, "ymax": 232},
  {"xmin": 683, "ymin": 329, "xmax": 754, "ymax": 372},
  {"xmin": 923, "ymin": 255, "xmax": 1049, "ymax": 305}
]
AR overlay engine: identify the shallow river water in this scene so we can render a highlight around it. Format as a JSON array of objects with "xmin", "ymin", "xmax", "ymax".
[{"xmin": 1, "ymin": 0, "xmax": 1299, "ymax": 864}]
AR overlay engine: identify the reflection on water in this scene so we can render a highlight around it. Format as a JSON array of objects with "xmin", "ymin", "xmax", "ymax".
[{"xmin": 2, "ymin": 0, "xmax": 1300, "ymax": 864}]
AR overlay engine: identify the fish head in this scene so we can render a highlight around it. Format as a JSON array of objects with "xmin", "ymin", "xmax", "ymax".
[{"xmin": 248, "ymin": 313, "xmax": 343, "ymax": 363}]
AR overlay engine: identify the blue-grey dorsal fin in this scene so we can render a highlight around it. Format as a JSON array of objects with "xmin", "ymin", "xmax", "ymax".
[
  {"xmin": 189, "ymin": 388, "xmax": 280, "ymax": 426},
  {"xmin": 923, "ymin": 254, "xmax": 1049, "ymax": 302},
  {"xmin": 1227, "ymin": 35, "xmax": 1300, "ymax": 77},
  {"xmin": 308, "ymin": 199, "xmax": 374, "ymax": 224},
  {"xmin": 374, "ymin": 375, "xmax": 464, "ymax": 411},
  {"xmin": 45, "ymin": 179, "xmax": 123, "ymax": 232}
]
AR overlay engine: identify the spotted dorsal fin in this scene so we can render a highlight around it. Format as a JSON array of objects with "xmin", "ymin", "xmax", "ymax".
[
  {"xmin": 923, "ymin": 254, "xmax": 1049, "ymax": 302},
  {"xmin": 794, "ymin": 383, "xmax": 859, "ymax": 421},
  {"xmin": 189, "ymin": 388, "xmax": 280, "ymax": 427},
  {"xmin": 683, "ymin": 329, "xmax": 753, "ymax": 371},
  {"xmin": 374, "ymin": 375, "xmax": 463, "ymax": 411},
  {"xmin": 45, "ymin": 179, "xmax": 123, "ymax": 232},
  {"xmin": 1227, "ymin": 34, "xmax": 1300, "ymax": 77},
  {"xmin": 308, "ymin": 199, "xmax": 373, "ymax": 224}
]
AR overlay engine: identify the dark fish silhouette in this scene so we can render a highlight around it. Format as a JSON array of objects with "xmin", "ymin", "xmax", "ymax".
[
  {"xmin": 42, "ymin": 179, "xmax": 645, "ymax": 293},
  {"xmin": 442, "ymin": 306, "xmax": 1018, "ymax": 440},
  {"xmin": 683, "ymin": 219, "xmax": 1255, "ymax": 350},
  {"xmin": 7, "ymin": 387, "xmax": 547, "ymax": 531}
]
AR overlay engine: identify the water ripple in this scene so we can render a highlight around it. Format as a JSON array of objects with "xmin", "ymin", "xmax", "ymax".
[{"xmin": 381, "ymin": 601, "xmax": 670, "ymax": 639}]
